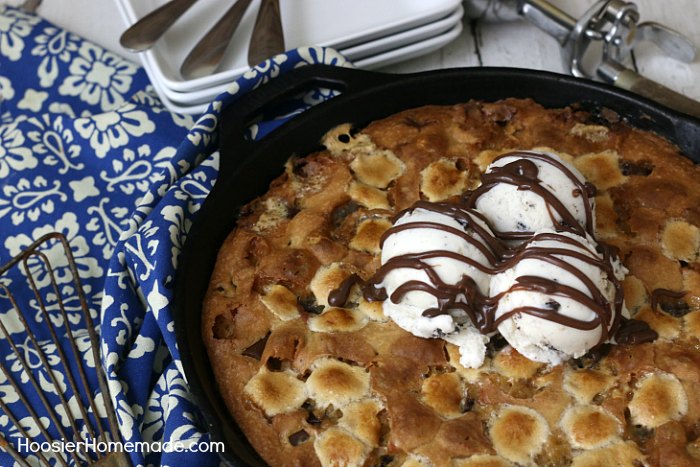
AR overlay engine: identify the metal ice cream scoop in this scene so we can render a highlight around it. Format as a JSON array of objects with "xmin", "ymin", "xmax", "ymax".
[{"xmin": 465, "ymin": 0, "xmax": 700, "ymax": 119}]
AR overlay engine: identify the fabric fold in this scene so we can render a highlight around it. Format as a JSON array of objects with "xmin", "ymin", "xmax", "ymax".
[{"xmin": 0, "ymin": 5, "xmax": 352, "ymax": 465}]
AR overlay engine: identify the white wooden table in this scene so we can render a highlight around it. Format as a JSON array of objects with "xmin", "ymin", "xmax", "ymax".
[
  {"xmin": 5, "ymin": 0, "xmax": 700, "ymax": 103},
  {"xmin": 382, "ymin": 0, "xmax": 700, "ymax": 103}
]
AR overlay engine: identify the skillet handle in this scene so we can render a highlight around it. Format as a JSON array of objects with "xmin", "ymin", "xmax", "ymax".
[{"xmin": 218, "ymin": 64, "xmax": 393, "ymax": 166}]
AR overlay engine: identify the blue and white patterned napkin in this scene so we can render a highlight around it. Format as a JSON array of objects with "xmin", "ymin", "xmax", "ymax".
[{"xmin": 0, "ymin": 5, "xmax": 350, "ymax": 466}]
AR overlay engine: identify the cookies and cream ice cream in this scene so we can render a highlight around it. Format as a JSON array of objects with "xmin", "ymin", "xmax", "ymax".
[
  {"xmin": 490, "ymin": 229, "xmax": 626, "ymax": 365},
  {"xmin": 333, "ymin": 150, "xmax": 656, "ymax": 368},
  {"xmin": 373, "ymin": 201, "xmax": 498, "ymax": 339},
  {"xmin": 468, "ymin": 151, "xmax": 597, "ymax": 243}
]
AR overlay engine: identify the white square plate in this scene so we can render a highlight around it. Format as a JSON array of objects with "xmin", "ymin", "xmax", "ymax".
[
  {"xmin": 115, "ymin": 0, "xmax": 462, "ymax": 92},
  {"xmin": 144, "ymin": 20, "xmax": 464, "ymax": 115},
  {"xmin": 153, "ymin": 5, "xmax": 464, "ymax": 105}
]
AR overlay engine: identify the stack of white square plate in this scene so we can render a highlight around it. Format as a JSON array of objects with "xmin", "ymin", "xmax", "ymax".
[{"xmin": 115, "ymin": 0, "xmax": 464, "ymax": 114}]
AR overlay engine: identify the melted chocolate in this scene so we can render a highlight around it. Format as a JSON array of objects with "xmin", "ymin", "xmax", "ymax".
[
  {"xmin": 489, "ymin": 231, "xmax": 624, "ymax": 340},
  {"xmin": 369, "ymin": 227, "xmax": 623, "ymax": 341},
  {"xmin": 381, "ymin": 201, "xmax": 505, "ymax": 261},
  {"xmin": 372, "ymin": 201, "xmax": 501, "ymax": 329},
  {"xmin": 465, "ymin": 151, "xmax": 596, "ymax": 240},
  {"xmin": 329, "ymin": 150, "xmax": 657, "ymax": 353},
  {"xmin": 615, "ymin": 317, "xmax": 658, "ymax": 345},
  {"xmin": 328, "ymin": 273, "xmax": 363, "ymax": 307},
  {"xmin": 573, "ymin": 343, "xmax": 612, "ymax": 368},
  {"xmin": 650, "ymin": 288, "xmax": 687, "ymax": 313}
]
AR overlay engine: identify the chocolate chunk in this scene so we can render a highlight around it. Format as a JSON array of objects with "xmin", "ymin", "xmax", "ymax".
[
  {"xmin": 619, "ymin": 159, "xmax": 654, "ymax": 176},
  {"xmin": 265, "ymin": 357, "xmax": 283, "ymax": 372},
  {"xmin": 625, "ymin": 408, "xmax": 655, "ymax": 444},
  {"xmin": 213, "ymin": 312, "xmax": 236, "ymax": 340},
  {"xmin": 291, "ymin": 158, "xmax": 309, "ymax": 177},
  {"xmin": 615, "ymin": 319, "xmax": 658, "ymax": 345},
  {"xmin": 489, "ymin": 334, "xmax": 509, "ymax": 353},
  {"xmin": 242, "ymin": 332, "xmax": 270, "ymax": 360},
  {"xmin": 460, "ymin": 396, "xmax": 475, "ymax": 413},
  {"xmin": 286, "ymin": 205, "xmax": 300, "ymax": 219},
  {"xmin": 651, "ymin": 288, "xmax": 690, "ymax": 317},
  {"xmin": 456, "ymin": 158, "xmax": 469, "ymax": 172},
  {"xmin": 288, "ymin": 430, "xmax": 309, "ymax": 446},
  {"xmin": 572, "ymin": 343, "xmax": 612, "ymax": 368},
  {"xmin": 305, "ymin": 412, "xmax": 322, "ymax": 425},
  {"xmin": 298, "ymin": 296, "xmax": 324, "ymax": 315},
  {"xmin": 660, "ymin": 300, "xmax": 691, "ymax": 317},
  {"xmin": 331, "ymin": 200, "xmax": 360, "ymax": 227},
  {"xmin": 302, "ymin": 400, "xmax": 323, "ymax": 425}
]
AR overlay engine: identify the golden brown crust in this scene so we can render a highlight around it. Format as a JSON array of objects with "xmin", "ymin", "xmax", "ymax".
[{"xmin": 203, "ymin": 98, "xmax": 700, "ymax": 466}]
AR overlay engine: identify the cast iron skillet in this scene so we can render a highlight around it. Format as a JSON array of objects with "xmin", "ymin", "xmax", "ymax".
[{"xmin": 173, "ymin": 64, "xmax": 700, "ymax": 466}]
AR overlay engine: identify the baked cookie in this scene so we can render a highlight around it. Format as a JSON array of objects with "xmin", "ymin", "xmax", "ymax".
[{"xmin": 203, "ymin": 98, "xmax": 700, "ymax": 466}]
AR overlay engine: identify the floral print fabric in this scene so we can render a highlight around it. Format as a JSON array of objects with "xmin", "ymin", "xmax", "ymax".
[{"xmin": 0, "ymin": 5, "xmax": 350, "ymax": 466}]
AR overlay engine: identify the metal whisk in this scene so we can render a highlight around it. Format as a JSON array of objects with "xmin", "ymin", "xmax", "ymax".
[{"xmin": 0, "ymin": 232, "xmax": 128, "ymax": 466}]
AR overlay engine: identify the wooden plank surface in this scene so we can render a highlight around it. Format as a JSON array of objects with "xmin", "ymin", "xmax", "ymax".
[{"xmin": 381, "ymin": 0, "xmax": 700, "ymax": 102}]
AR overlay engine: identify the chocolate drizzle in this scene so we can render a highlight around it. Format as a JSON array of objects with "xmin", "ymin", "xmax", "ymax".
[
  {"xmin": 650, "ymin": 288, "xmax": 687, "ymax": 313},
  {"xmin": 329, "ymin": 150, "xmax": 658, "ymax": 355},
  {"xmin": 465, "ymin": 151, "xmax": 596, "ymax": 240},
  {"xmin": 369, "ymin": 229, "xmax": 623, "ymax": 340},
  {"xmin": 373, "ymin": 201, "xmax": 501, "ymax": 329},
  {"xmin": 380, "ymin": 201, "xmax": 504, "ymax": 261},
  {"xmin": 328, "ymin": 273, "xmax": 363, "ymax": 307}
]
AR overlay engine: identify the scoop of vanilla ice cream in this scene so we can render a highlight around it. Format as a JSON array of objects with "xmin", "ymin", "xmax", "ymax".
[
  {"xmin": 489, "ymin": 230, "xmax": 624, "ymax": 365},
  {"xmin": 474, "ymin": 151, "xmax": 594, "ymax": 240},
  {"xmin": 380, "ymin": 206, "xmax": 495, "ymax": 339}
]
